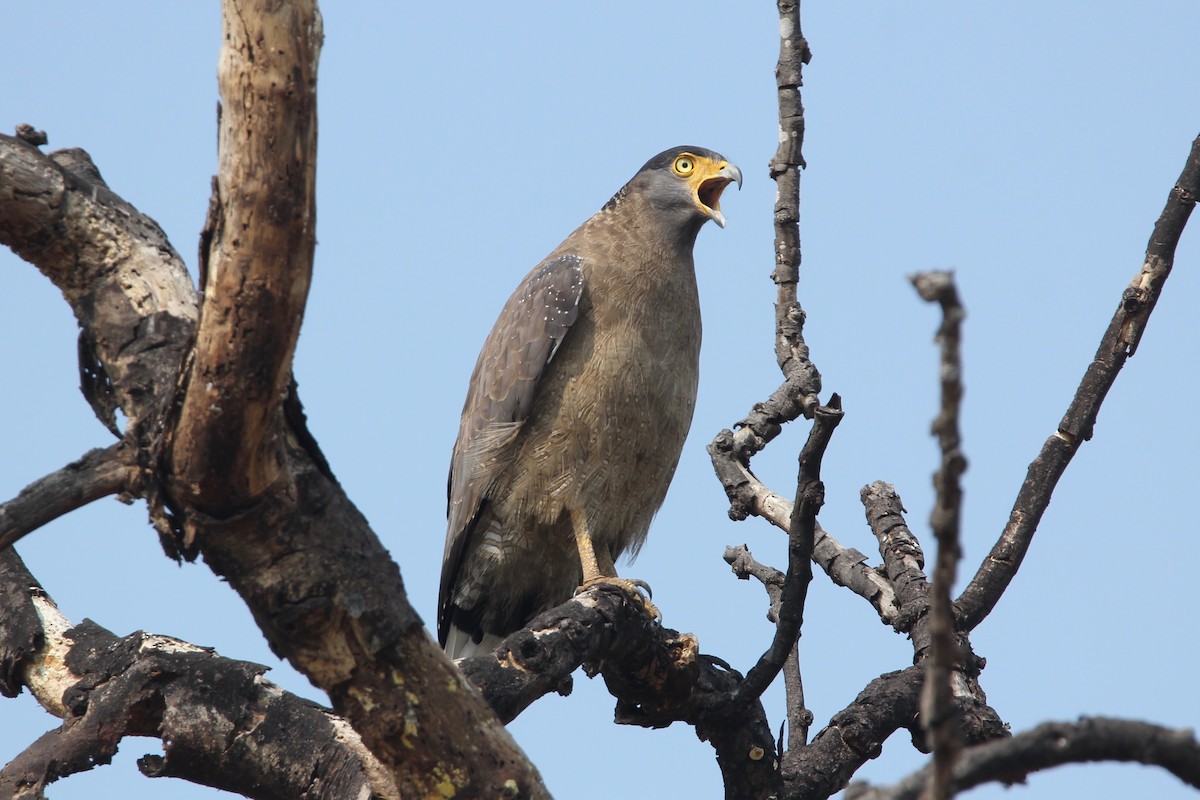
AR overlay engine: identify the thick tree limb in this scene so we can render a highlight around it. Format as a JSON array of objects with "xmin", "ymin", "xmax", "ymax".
[
  {"xmin": 955, "ymin": 132, "xmax": 1200, "ymax": 631},
  {"xmin": 456, "ymin": 584, "xmax": 782, "ymax": 800},
  {"xmin": 0, "ymin": 548, "xmax": 398, "ymax": 800},
  {"xmin": 785, "ymin": 663, "xmax": 1007, "ymax": 800},
  {"xmin": 0, "ymin": 134, "xmax": 197, "ymax": 431},
  {"xmin": 161, "ymin": 13, "xmax": 547, "ymax": 793},
  {"xmin": 845, "ymin": 717, "xmax": 1200, "ymax": 800},
  {"xmin": 1, "ymin": 53, "xmax": 548, "ymax": 800},
  {"xmin": 0, "ymin": 444, "xmax": 137, "ymax": 551},
  {"xmin": 911, "ymin": 272, "xmax": 968, "ymax": 800},
  {"xmin": 785, "ymin": 667, "xmax": 925, "ymax": 797},
  {"xmin": 456, "ymin": 584, "xmax": 687, "ymax": 724},
  {"xmin": 170, "ymin": 0, "xmax": 322, "ymax": 512}
]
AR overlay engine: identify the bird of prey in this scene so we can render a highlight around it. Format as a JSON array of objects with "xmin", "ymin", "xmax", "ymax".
[{"xmin": 439, "ymin": 146, "xmax": 741, "ymax": 658}]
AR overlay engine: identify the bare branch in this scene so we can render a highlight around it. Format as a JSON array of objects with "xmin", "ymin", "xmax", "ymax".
[
  {"xmin": 459, "ymin": 583, "xmax": 783, "ymax": 800},
  {"xmin": 2, "ymin": 73, "xmax": 549, "ymax": 800},
  {"xmin": 0, "ymin": 445, "xmax": 137, "ymax": 552},
  {"xmin": 169, "ymin": 0, "xmax": 322, "ymax": 512},
  {"xmin": 725, "ymin": 544, "xmax": 786, "ymax": 619},
  {"xmin": 456, "ymin": 584, "xmax": 690, "ymax": 724},
  {"xmin": 862, "ymin": 482, "xmax": 927, "ymax": 636},
  {"xmin": 724, "ymin": 546, "xmax": 812, "ymax": 752},
  {"xmin": 0, "ymin": 133, "xmax": 198, "ymax": 431},
  {"xmin": 782, "ymin": 642, "xmax": 809, "ymax": 752},
  {"xmin": 733, "ymin": 398, "xmax": 842, "ymax": 711},
  {"xmin": 706, "ymin": 0, "xmax": 820, "ymax": 541},
  {"xmin": 0, "ymin": 548, "xmax": 398, "ymax": 800},
  {"xmin": 910, "ymin": 272, "xmax": 968, "ymax": 800},
  {"xmin": 769, "ymin": 0, "xmax": 819, "ymax": 400},
  {"xmin": 712, "ymin": 461, "xmax": 897, "ymax": 620},
  {"xmin": 846, "ymin": 717, "xmax": 1200, "ymax": 800},
  {"xmin": 785, "ymin": 666, "xmax": 925, "ymax": 797},
  {"xmin": 955, "ymin": 132, "xmax": 1200, "ymax": 631}
]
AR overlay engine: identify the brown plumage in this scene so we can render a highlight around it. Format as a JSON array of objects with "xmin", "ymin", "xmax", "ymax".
[{"xmin": 439, "ymin": 147, "xmax": 741, "ymax": 658}]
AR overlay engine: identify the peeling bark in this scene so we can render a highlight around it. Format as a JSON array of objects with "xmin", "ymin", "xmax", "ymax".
[
  {"xmin": 0, "ymin": 548, "xmax": 398, "ymax": 800},
  {"xmin": 0, "ymin": 1, "xmax": 550, "ymax": 793}
]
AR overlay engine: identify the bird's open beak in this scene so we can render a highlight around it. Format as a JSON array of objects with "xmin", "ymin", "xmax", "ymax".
[{"xmin": 696, "ymin": 161, "xmax": 743, "ymax": 228}]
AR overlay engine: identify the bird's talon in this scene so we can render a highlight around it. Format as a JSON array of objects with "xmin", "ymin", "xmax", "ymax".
[
  {"xmin": 628, "ymin": 578, "xmax": 653, "ymax": 599},
  {"xmin": 577, "ymin": 577, "xmax": 660, "ymax": 621}
]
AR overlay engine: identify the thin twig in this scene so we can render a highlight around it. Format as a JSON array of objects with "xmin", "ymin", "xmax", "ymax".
[
  {"xmin": 770, "ymin": 0, "xmax": 815, "ymax": 383},
  {"xmin": 706, "ymin": 0, "xmax": 820, "ymax": 521},
  {"xmin": 0, "ymin": 444, "xmax": 136, "ymax": 551},
  {"xmin": 725, "ymin": 545, "xmax": 812, "ymax": 748},
  {"xmin": 911, "ymin": 272, "xmax": 968, "ymax": 800},
  {"xmin": 725, "ymin": 545, "xmax": 786, "ymax": 619},
  {"xmin": 955, "ymin": 132, "xmax": 1200, "ymax": 631},
  {"xmin": 783, "ymin": 644, "xmax": 810, "ymax": 750}
]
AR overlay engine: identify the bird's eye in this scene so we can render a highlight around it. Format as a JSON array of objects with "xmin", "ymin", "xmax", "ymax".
[{"xmin": 673, "ymin": 155, "xmax": 695, "ymax": 176}]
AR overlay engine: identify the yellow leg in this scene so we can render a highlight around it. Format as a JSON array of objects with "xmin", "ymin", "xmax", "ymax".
[
  {"xmin": 570, "ymin": 509, "xmax": 659, "ymax": 620},
  {"xmin": 571, "ymin": 508, "xmax": 604, "ymax": 584}
]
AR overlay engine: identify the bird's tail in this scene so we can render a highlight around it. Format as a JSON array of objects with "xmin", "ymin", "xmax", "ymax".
[{"xmin": 444, "ymin": 624, "xmax": 502, "ymax": 661}]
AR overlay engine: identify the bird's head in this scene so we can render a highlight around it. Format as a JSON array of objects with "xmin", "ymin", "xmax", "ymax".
[{"xmin": 606, "ymin": 146, "xmax": 743, "ymax": 230}]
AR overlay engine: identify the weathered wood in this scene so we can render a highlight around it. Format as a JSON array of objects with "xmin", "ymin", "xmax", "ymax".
[
  {"xmin": 0, "ymin": 4, "xmax": 552, "ymax": 793},
  {"xmin": 0, "ymin": 445, "xmax": 136, "ymax": 552},
  {"xmin": 846, "ymin": 718, "xmax": 1200, "ymax": 800},
  {"xmin": 0, "ymin": 549, "xmax": 398, "ymax": 800},
  {"xmin": 170, "ymin": 0, "xmax": 322, "ymax": 512}
]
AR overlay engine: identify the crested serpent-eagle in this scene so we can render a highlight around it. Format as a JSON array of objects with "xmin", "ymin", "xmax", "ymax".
[{"xmin": 439, "ymin": 146, "xmax": 741, "ymax": 658}]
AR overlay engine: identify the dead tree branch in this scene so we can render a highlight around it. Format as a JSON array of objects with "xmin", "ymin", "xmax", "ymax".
[
  {"xmin": 169, "ymin": 1, "xmax": 321, "ymax": 513},
  {"xmin": 0, "ymin": 444, "xmax": 137, "ymax": 551},
  {"xmin": 733, "ymin": 398, "xmax": 842, "ymax": 719},
  {"xmin": 715, "ymin": 464, "xmax": 897, "ymax": 621},
  {"xmin": 707, "ymin": 0, "xmax": 820, "ymax": 522},
  {"xmin": 955, "ymin": 132, "xmax": 1200, "ymax": 631},
  {"xmin": 456, "ymin": 583, "xmax": 783, "ymax": 800},
  {"xmin": 911, "ymin": 272, "xmax": 968, "ymax": 800},
  {"xmin": 0, "ymin": 3, "xmax": 549, "ymax": 791},
  {"xmin": 845, "ymin": 717, "xmax": 1200, "ymax": 800},
  {"xmin": 0, "ymin": 548, "xmax": 398, "ymax": 800},
  {"xmin": 861, "ymin": 482, "xmax": 927, "ymax": 637},
  {"xmin": 785, "ymin": 666, "xmax": 924, "ymax": 797}
]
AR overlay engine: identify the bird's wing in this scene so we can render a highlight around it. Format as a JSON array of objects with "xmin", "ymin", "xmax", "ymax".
[{"xmin": 439, "ymin": 254, "xmax": 584, "ymax": 640}]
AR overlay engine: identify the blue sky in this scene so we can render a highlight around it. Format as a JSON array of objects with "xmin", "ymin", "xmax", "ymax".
[{"xmin": 2, "ymin": 3, "xmax": 1198, "ymax": 798}]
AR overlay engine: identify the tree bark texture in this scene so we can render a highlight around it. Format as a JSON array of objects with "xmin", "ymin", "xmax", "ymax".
[
  {"xmin": 0, "ymin": 1, "xmax": 550, "ymax": 795},
  {"xmin": 0, "ymin": 549, "xmax": 397, "ymax": 800}
]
